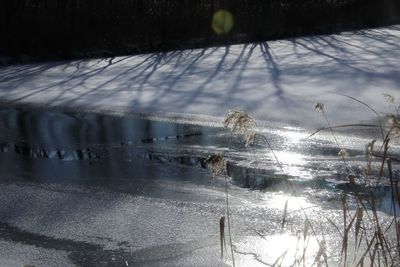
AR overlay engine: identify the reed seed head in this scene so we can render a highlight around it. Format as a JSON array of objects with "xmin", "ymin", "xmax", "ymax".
[
  {"xmin": 314, "ymin": 101, "xmax": 325, "ymax": 113},
  {"xmin": 224, "ymin": 110, "xmax": 257, "ymax": 147},
  {"xmin": 365, "ymin": 140, "xmax": 376, "ymax": 175},
  {"xmin": 205, "ymin": 154, "xmax": 227, "ymax": 177},
  {"xmin": 386, "ymin": 114, "xmax": 400, "ymax": 136},
  {"xmin": 383, "ymin": 93, "xmax": 395, "ymax": 104},
  {"xmin": 338, "ymin": 149, "xmax": 349, "ymax": 158}
]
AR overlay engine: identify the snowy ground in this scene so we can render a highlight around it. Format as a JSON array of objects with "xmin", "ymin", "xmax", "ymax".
[{"xmin": 0, "ymin": 26, "xmax": 400, "ymax": 127}]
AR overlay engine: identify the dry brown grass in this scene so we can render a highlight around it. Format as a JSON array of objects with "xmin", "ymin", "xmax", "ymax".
[
  {"xmin": 207, "ymin": 95, "xmax": 400, "ymax": 266},
  {"xmin": 205, "ymin": 153, "xmax": 235, "ymax": 266},
  {"xmin": 224, "ymin": 110, "xmax": 257, "ymax": 147}
]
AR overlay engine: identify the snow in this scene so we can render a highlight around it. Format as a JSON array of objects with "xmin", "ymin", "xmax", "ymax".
[{"xmin": 0, "ymin": 26, "xmax": 400, "ymax": 127}]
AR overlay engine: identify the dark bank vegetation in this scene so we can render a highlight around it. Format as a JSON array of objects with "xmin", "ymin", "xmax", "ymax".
[{"xmin": 1, "ymin": 0, "xmax": 400, "ymax": 63}]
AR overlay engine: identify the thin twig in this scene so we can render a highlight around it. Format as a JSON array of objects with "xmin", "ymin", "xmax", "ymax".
[
  {"xmin": 307, "ymin": 124, "xmax": 379, "ymax": 139},
  {"xmin": 224, "ymin": 175, "xmax": 236, "ymax": 267},
  {"xmin": 336, "ymin": 93, "xmax": 385, "ymax": 141}
]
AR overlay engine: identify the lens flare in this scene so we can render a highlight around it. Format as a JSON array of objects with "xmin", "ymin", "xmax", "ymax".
[{"xmin": 212, "ymin": 10, "xmax": 234, "ymax": 35}]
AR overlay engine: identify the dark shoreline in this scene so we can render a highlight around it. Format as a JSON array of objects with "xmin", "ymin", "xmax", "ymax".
[{"xmin": 1, "ymin": 0, "xmax": 399, "ymax": 64}]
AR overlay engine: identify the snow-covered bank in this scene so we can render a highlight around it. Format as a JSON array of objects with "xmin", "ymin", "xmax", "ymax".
[{"xmin": 0, "ymin": 26, "xmax": 399, "ymax": 127}]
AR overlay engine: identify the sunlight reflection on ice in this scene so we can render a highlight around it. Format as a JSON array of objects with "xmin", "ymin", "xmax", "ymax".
[
  {"xmin": 274, "ymin": 151, "xmax": 313, "ymax": 179},
  {"xmin": 260, "ymin": 192, "xmax": 317, "ymax": 211},
  {"xmin": 259, "ymin": 127, "xmax": 317, "ymax": 179},
  {"xmin": 280, "ymin": 127, "xmax": 309, "ymax": 145},
  {"xmin": 235, "ymin": 234, "xmax": 321, "ymax": 267}
]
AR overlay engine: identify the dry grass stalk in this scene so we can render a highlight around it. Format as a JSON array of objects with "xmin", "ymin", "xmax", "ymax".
[
  {"xmin": 311, "ymin": 96, "xmax": 400, "ymax": 266},
  {"xmin": 383, "ymin": 93, "xmax": 395, "ymax": 104},
  {"xmin": 281, "ymin": 199, "xmax": 289, "ymax": 230},
  {"xmin": 315, "ymin": 101, "xmax": 325, "ymax": 113},
  {"xmin": 355, "ymin": 234, "xmax": 377, "ymax": 267},
  {"xmin": 341, "ymin": 195, "xmax": 348, "ymax": 230},
  {"xmin": 205, "ymin": 154, "xmax": 227, "ymax": 177},
  {"xmin": 224, "ymin": 110, "xmax": 257, "ymax": 147},
  {"xmin": 220, "ymin": 216, "xmax": 226, "ymax": 259},
  {"xmin": 271, "ymin": 250, "xmax": 288, "ymax": 266},
  {"xmin": 355, "ymin": 207, "xmax": 364, "ymax": 246},
  {"xmin": 343, "ymin": 210, "xmax": 357, "ymax": 265},
  {"xmin": 221, "ymin": 96, "xmax": 400, "ymax": 266},
  {"xmin": 299, "ymin": 219, "xmax": 312, "ymax": 266},
  {"xmin": 314, "ymin": 100, "xmax": 354, "ymax": 174},
  {"xmin": 370, "ymin": 241, "xmax": 379, "ymax": 265},
  {"xmin": 326, "ymin": 217, "xmax": 343, "ymax": 236},
  {"xmin": 397, "ymin": 220, "xmax": 400, "ymax": 246},
  {"xmin": 365, "ymin": 140, "xmax": 376, "ymax": 176},
  {"xmin": 370, "ymin": 192, "xmax": 391, "ymax": 265},
  {"xmin": 338, "ymin": 149, "xmax": 349, "ymax": 158},
  {"xmin": 378, "ymin": 138, "xmax": 390, "ymax": 181},
  {"xmin": 348, "ymin": 174, "xmax": 356, "ymax": 186},
  {"xmin": 303, "ymin": 219, "xmax": 310, "ymax": 241},
  {"xmin": 340, "ymin": 195, "xmax": 351, "ymax": 265},
  {"xmin": 386, "ymin": 114, "xmax": 400, "ymax": 136},
  {"xmin": 387, "ymin": 159, "xmax": 400, "ymax": 260},
  {"xmin": 337, "ymin": 93, "xmax": 385, "ymax": 140},
  {"xmin": 306, "ymin": 124, "xmax": 379, "ymax": 139},
  {"xmin": 314, "ymin": 239, "xmax": 328, "ymax": 267},
  {"xmin": 205, "ymin": 153, "xmax": 235, "ymax": 266},
  {"xmin": 224, "ymin": 110, "xmax": 284, "ymax": 171}
]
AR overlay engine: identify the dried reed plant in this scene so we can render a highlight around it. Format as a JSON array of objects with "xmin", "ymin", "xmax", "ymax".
[
  {"xmin": 205, "ymin": 154, "xmax": 227, "ymax": 177},
  {"xmin": 386, "ymin": 114, "xmax": 400, "ymax": 137},
  {"xmin": 224, "ymin": 110, "xmax": 257, "ymax": 147},
  {"xmin": 383, "ymin": 93, "xmax": 395, "ymax": 105},
  {"xmin": 211, "ymin": 94, "xmax": 400, "ymax": 266},
  {"xmin": 205, "ymin": 154, "xmax": 235, "ymax": 267},
  {"xmin": 365, "ymin": 140, "xmax": 376, "ymax": 176},
  {"xmin": 315, "ymin": 94, "xmax": 400, "ymax": 266},
  {"xmin": 315, "ymin": 101, "xmax": 325, "ymax": 113}
]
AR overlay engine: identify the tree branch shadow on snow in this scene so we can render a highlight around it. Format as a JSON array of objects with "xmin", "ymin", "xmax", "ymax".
[
  {"xmin": 0, "ymin": 56, "xmax": 132, "ymax": 105},
  {"xmin": 0, "ymin": 26, "xmax": 399, "ymax": 121},
  {"xmin": 258, "ymin": 43, "xmax": 284, "ymax": 98},
  {"xmin": 288, "ymin": 31, "xmax": 400, "ymax": 87}
]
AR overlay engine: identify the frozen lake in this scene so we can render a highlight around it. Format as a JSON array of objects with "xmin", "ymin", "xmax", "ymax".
[{"xmin": 0, "ymin": 106, "xmax": 398, "ymax": 266}]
